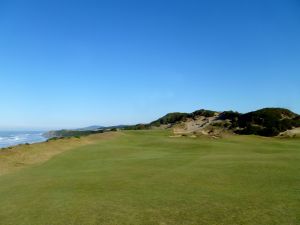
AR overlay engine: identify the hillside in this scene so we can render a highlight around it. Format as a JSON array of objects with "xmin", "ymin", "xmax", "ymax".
[
  {"xmin": 127, "ymin": 108, "xmax": 300, "ymax": 137},
  {"xmin": 45, "ymin": 108, "xmax": 300, "ymax": 138}
]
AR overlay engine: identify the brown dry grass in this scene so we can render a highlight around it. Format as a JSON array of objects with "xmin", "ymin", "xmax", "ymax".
[{"xmin": 0, "ymin": 132, "xmax": 119, "ymax": 176}]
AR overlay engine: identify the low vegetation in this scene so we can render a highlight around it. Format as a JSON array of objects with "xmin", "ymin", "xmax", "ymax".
[
  {"xmin": 234, "ymin": 108, "xmax": 300, "ymax": 136},
  {"xmin": 150, "ymin": 110, "xmax": 216, "ymax": 127},
  {"xmin": 43, "ymin": 128, "xmax": 117, "ymax": 139},
  {"xmin": 127, "ymin": 108, "xmax": 300, "ymax": 137},
  {"xmin": 150, "ymin": 112, "xmax": 190, "ymax": 127}
]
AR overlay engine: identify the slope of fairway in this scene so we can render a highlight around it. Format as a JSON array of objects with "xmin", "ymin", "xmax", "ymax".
[
  {"xmin": 0, "ymin": 132, "xmax": 119, "ymax": 176},
  {"xmin": 0, "ymin": 131, "xmax": 300, "ymax": 225}
]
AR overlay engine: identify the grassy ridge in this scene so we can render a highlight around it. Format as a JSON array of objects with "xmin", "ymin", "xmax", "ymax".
[
  {"xmin": 0, "ymin": 132, "xmax": 118, "ymax": 176},
  {"xmin": 0, "ymin": 131, "xmax": 300, "ymax": 224}
]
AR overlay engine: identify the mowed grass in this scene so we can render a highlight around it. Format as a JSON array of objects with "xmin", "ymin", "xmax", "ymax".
[{"xmin": 0, "ymin": 130, "xmax": 300, "ymax": 225}]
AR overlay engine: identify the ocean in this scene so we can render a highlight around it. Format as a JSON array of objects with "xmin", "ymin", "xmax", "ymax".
[{"xmin": 0, "ymin": 131, "xmax": 47, "ymax": 149}]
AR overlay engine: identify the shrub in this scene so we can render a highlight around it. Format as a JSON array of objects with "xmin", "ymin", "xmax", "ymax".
[
  {"xmin": 190, "ymin": 109, "xmax": 216, "ymax": 118},
  {"xmin": 150, "ymin": 113, "xmax": 189, "ymax": 126},
  {"xmin": 258, "ymin": 127, "xmax": 280, "ymax": 137},
  {"xmin": 218, "ymin": 111, "xmax": 241, "ymax": 121},
  {"xmin": 236, "ymin": 125, "xmax": 263, "ymax": 135}
]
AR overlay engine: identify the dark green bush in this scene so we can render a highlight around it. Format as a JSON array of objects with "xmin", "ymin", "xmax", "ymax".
[
  {"xmin": 124, "ymin": 124, "xmax": 151, "ymax": 130},
  {"xmin": 218, "ymin": 111, "xmax": 241, "ymax": 120},
  {"xmin": 190, "ymin": 109, "xmax": 216, "ymax": 118},
  {"xmin": 150, "ymin": 113, "xmax": 189, "ymax": 126},
  {"xmin": 258, "ymin": 127, "xmax": 280, "ymax": 137}
]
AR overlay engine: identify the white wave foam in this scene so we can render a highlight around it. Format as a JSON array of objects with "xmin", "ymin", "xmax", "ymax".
[{"xmin": 0, "ymin": 131, "xmax": 47, "ymax": 149}]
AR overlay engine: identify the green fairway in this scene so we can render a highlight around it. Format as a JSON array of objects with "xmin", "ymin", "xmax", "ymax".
[{"xmin": 0, "ymin": 131, "xmax": 300, "ymax": 225}]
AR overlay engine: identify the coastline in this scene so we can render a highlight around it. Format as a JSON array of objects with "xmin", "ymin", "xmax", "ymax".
[{"xmin": 0, "ymin": 131, "xmax": 47, "ymax": 149}]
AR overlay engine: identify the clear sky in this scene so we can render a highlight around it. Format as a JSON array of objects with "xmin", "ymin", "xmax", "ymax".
[{"xmin": 0, "ymin": 0, "xmax": 299, "ymax": 130}]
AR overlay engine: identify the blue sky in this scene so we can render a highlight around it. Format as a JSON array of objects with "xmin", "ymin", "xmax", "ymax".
[{"xmin": 0, "ymin": 0, "xmax": 299, "ymax": 130}]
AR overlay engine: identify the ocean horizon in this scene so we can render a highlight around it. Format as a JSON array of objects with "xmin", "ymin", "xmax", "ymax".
[{"xmin": 0, "ymin": 131, "xmax": 47, "ymax": 149}]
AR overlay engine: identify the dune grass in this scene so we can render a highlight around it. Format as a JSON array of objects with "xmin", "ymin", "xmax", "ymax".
[
  {"xmin": 0, "ymin": 130, "xmax": 299, "ymax": 225},
  {"xmin": 0, "ymin": 132, "xmax": 118, "ymax": 176}
]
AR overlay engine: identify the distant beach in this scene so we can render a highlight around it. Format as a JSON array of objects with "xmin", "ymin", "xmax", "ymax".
[{"xmin": 0, "ymin": 131, "xmax": 47, "ymax": 149}]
